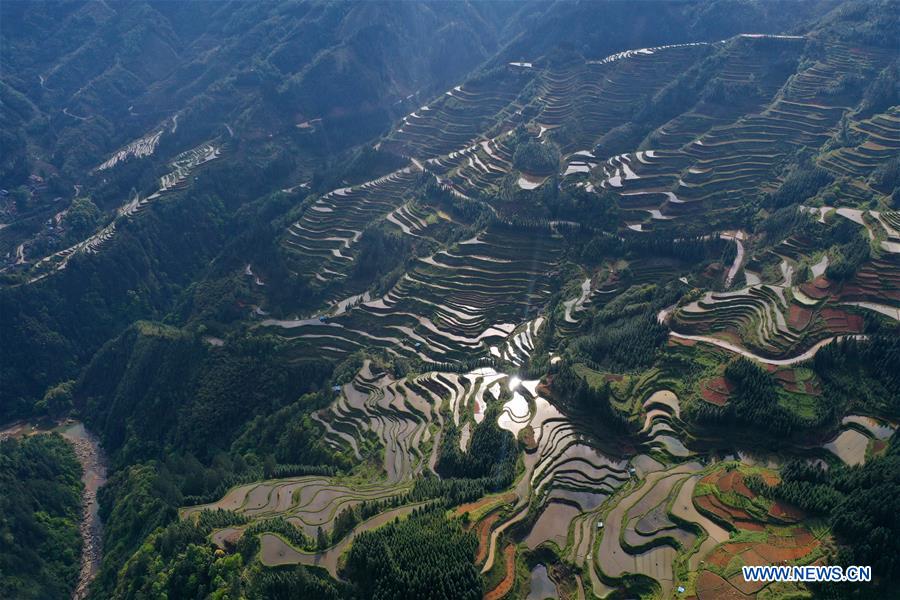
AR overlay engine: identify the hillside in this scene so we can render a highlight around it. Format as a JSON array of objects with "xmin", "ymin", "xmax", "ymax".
[{"xmin": 1, "ymin": 1, "xmax": 898, "ymax": 599}]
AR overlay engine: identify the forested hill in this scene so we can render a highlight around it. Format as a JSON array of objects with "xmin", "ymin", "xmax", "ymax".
[
  {"xmin": 0, "ymin": 0, "xmax": 857, "ymax": 420},
  {"xmin": 0, "ymin": 0, "xmax": 519, "ymax": 418},
  {"xmin": 1, "ymin": 0, "xmax": 517, "ymax": 184},
  {"xmin": 0, "ymin": 434, "xmax": 83, "ymax": 599}
]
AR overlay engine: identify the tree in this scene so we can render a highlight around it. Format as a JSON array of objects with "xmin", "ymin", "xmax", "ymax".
[
  {"xmin": 263, "ymin": 454, "xmax": 277, "ymax": 478},
  {"xmin": 63, "ymin": 197, "xmax": 102, "ymax": 239},
  {"xmin": 11, "ymin": 186, "xmax": 29, "ymax": 212},
  {"xmin": 36, "ymin": 380, "xmax": 74, "ymax": 419}
]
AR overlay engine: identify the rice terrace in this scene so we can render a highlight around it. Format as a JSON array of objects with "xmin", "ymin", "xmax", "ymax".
[{"xmin": 0, "ymin": 1, "xmax": 898, "ymax": 599}]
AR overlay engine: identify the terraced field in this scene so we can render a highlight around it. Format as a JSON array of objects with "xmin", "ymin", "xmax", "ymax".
[
  {"xmin": 477, "ymin": 378, "xmax": 640, "ymax": 598},
  {"xmin": 819, "ymin": 107, "xmax": 900, "ymax": 181},
  {"xmin": 595, "ymin": 39, "xmax": 890, "ymax": 228},
  {"xmin": 312, "ymin": 360, "xmax": 447, "ymax": 481},
  {"xmin": 670, "ymin": 205, "xmax": 900, "ymax": 361},
  {"xmin": 281, "ymin": 164, "xmax": 421, "ymax": 285},
  {"xmin": 171, "ymin": 30, "xmax": 898, "ymax": 600},
  {"xmin": 823, "ymin": 415, "xmax": 896, "ymax": 466},
  {"xmin": 266, "ymin": 226, "xmax": 563, "ymax": 361},
  {"xmin": 257, "ymin": 502, "xmax": 424, "ymax": 578},
  {"xmin": 542, "ymin": 43, "xmax": 711, "ymax": 153},
  {"xmin": 182, "ymin": 476, "xmax": 408, "ymax": 539},
  {"xmin": 16, "ymin": 139, "xmax": 223, "ymax": 284},
  {"xmin": 382, "ymin": 69, "xmax": 534, "ymax": 159},
  {"xmin": 691, "ymin": 465, "xmax": 825, "ymax": 600}
]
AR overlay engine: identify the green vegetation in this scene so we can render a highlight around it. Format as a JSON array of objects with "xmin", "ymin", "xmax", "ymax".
[
  {"xmin": 513, "ymin": 137, "xmax": 560, "ymax": 175},
  {"xmin": 344, "ymin": 505, "xmax": 481, "ymax": 600},
  {"xmin": 572, "ymin": 311, "xmax": 668, "ymax": 371},
  {"xmin": 109, "ymin": 511, "xmax": 348, "ymax": 599},
  {"xmin": 767, "ymin": 164, "xmax": 833, "ymax": 209},
  {"xmin": 812, "ymin": 335, "xmax": 900, "ymax": 416},
  {"xmin": 77, "ymin": 322, "xmax": 332, "ymax": 465},
  {"xmin": 2, "ymin": 2, "xmax": 899, "ymax": 599},
  {"xmin": 551, "ymin": 363, "xmax": 633, "ymax": 432},
  {"xmin": 824, "ymin": 229, "xmax": 870, "ymax": 281},
  {"xmin": 0, "ymin": 434, "xmax": 83, "ymax": 600},
  {"xmin": 690, "ymin": 357, "xmax": 838, "ymax": 436},
  {"xmin": 760, "ymin": 440, "xmax": 900, "ymax": 597},
  {"xmin": 437, "ymin": 403, "xmax": 518, "ymax": 487}
]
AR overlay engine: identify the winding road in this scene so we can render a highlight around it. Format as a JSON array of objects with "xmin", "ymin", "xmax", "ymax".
[{"xmin": 670, "ymin": 332, "xmax": 867, "ymax": 365}]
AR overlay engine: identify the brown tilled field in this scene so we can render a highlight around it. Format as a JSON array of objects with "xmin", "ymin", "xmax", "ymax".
[{"xmin": 484, "ymin": 544, "xmax": 517, "ymax": 600}]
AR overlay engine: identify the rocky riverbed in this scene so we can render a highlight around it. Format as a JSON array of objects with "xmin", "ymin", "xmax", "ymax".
[{"xmin": 60, "ymin": 422, "xmax": 107, "ymax": 600}]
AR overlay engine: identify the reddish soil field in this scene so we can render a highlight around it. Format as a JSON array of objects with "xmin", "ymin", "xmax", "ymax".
[
  {"xmin": 695, "ymin": 495, "xmax": 756, "ymax": 527},
  {"xmin": 761, "ymin": 471, "xmax": 780, "ymax": 486},
  {"xmin": 708, "ymin": 377, "xmax": 735, "ymax": 394},
  {"xmin": 699, "ymin": 530, "xmax": 820, "ymax": 598},
  {"xmin": 754, "ymin": 539, "xmax": 818, "ymax": 563},
  {"xmin": 777, "ymin": 371, "xmax": 823, "ymax": 394},
  {"xmin": 800, "ymin": 281, "xmax": 831, "ymax": 300},
  {"xmin": 706, "ymin": 542, "xmax": 755, "ymax": 567},
  {"xmin": 821, "ymin": 308, "xmax": 864, "ymax": 333},
  {"xmin": 484, "ymin": 544, "xmax": 516, "ymax": 600},
  {"xmin": 474, "ymin": 513, "xmax": 501, "ymax": 565},
  {"xmin": 727, "ymin": 570, "xmax": 767, "ymax": 595},
  {"xmin": 670, "ymin": 337, "xmax": 698, "ymax": 347},
  {"xmin": 768, "ymin": 500, "xmax": 804, "ymax": 522},
  {"xmin": 716, "ymin": 470, "xmax": 738, "ymax": 493},
  {"xmin": 774, "ymin": 370, "xmax": 798, "ymax": 384},
  {"xmin": 735, "ymin": 520, "xmax": 765, "ymax": 532},
  {"xmin": 782, "ymin": 380, "xmax": 805, "ymax": 393},
  {"xmin": 706, "ymin": 550, "xmax": 732, "ymax": 569},
  {"xmin": 787, "ymin": 304, "xmax": 813, "ymax": 330},
  {"xmin": 455, "ymin": 493, "xmax": 515, "ymax": 518},
  {"xmin": 697, "ymin": 470, "xmax": 772, "ymax": 531},
  {"xmin": 813, "ymin": 276, "xmax": 832, "ymax": 289},
  {"xmin": 838, "ymin": 284, "xmax": 867, "ymax": 298},
  {"xmin": 701, "ymin": 387, "xmax": 728, "ymax": 406},
  {"xmin": 730, "ymin": 474, "xmax": 756, "ymax": 499},
  {"xmin": 804, "ymin": 379, "xmax": 823, "ymax": 396},
  {"xmin": 696, "ymin": 571, "xmax": 751, "ymax": 600},
  {"xmin": 700, "ymin": 377, "xmax": 734, "ymax": 406}
]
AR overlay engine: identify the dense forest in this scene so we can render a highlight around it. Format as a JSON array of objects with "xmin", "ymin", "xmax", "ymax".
[
  {"xmin": 0, "ymin": 434, "xmax": 83, "ymax": 599},
  {"xmin": 345, "ymin": 506, "xmax": 481, "ymax": 600}
]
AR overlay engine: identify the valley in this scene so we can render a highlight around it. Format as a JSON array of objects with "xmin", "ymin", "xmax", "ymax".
[{"xmin": 0, "ymin": 2, "xmax": 897, "ymax": 599}]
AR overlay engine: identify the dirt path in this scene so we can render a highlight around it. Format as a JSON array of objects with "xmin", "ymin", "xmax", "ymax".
[
  {"xmin": 575, "ymin": 574, "xmax": 586, "ymax": 600},
  {"xmin": 475, "ymin": 513, "xmax": 502, "ymax": 565},
  {"xmin": 721, "ymin": 231, "xmax": 746, "ymax": 288},
  {"xmin": 484, "ymin": 544, "xmax": 516, "ymax": 600},
  {"xmin": 669, "ymin": 332, "xmax": 866, "ymax": 365}
]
